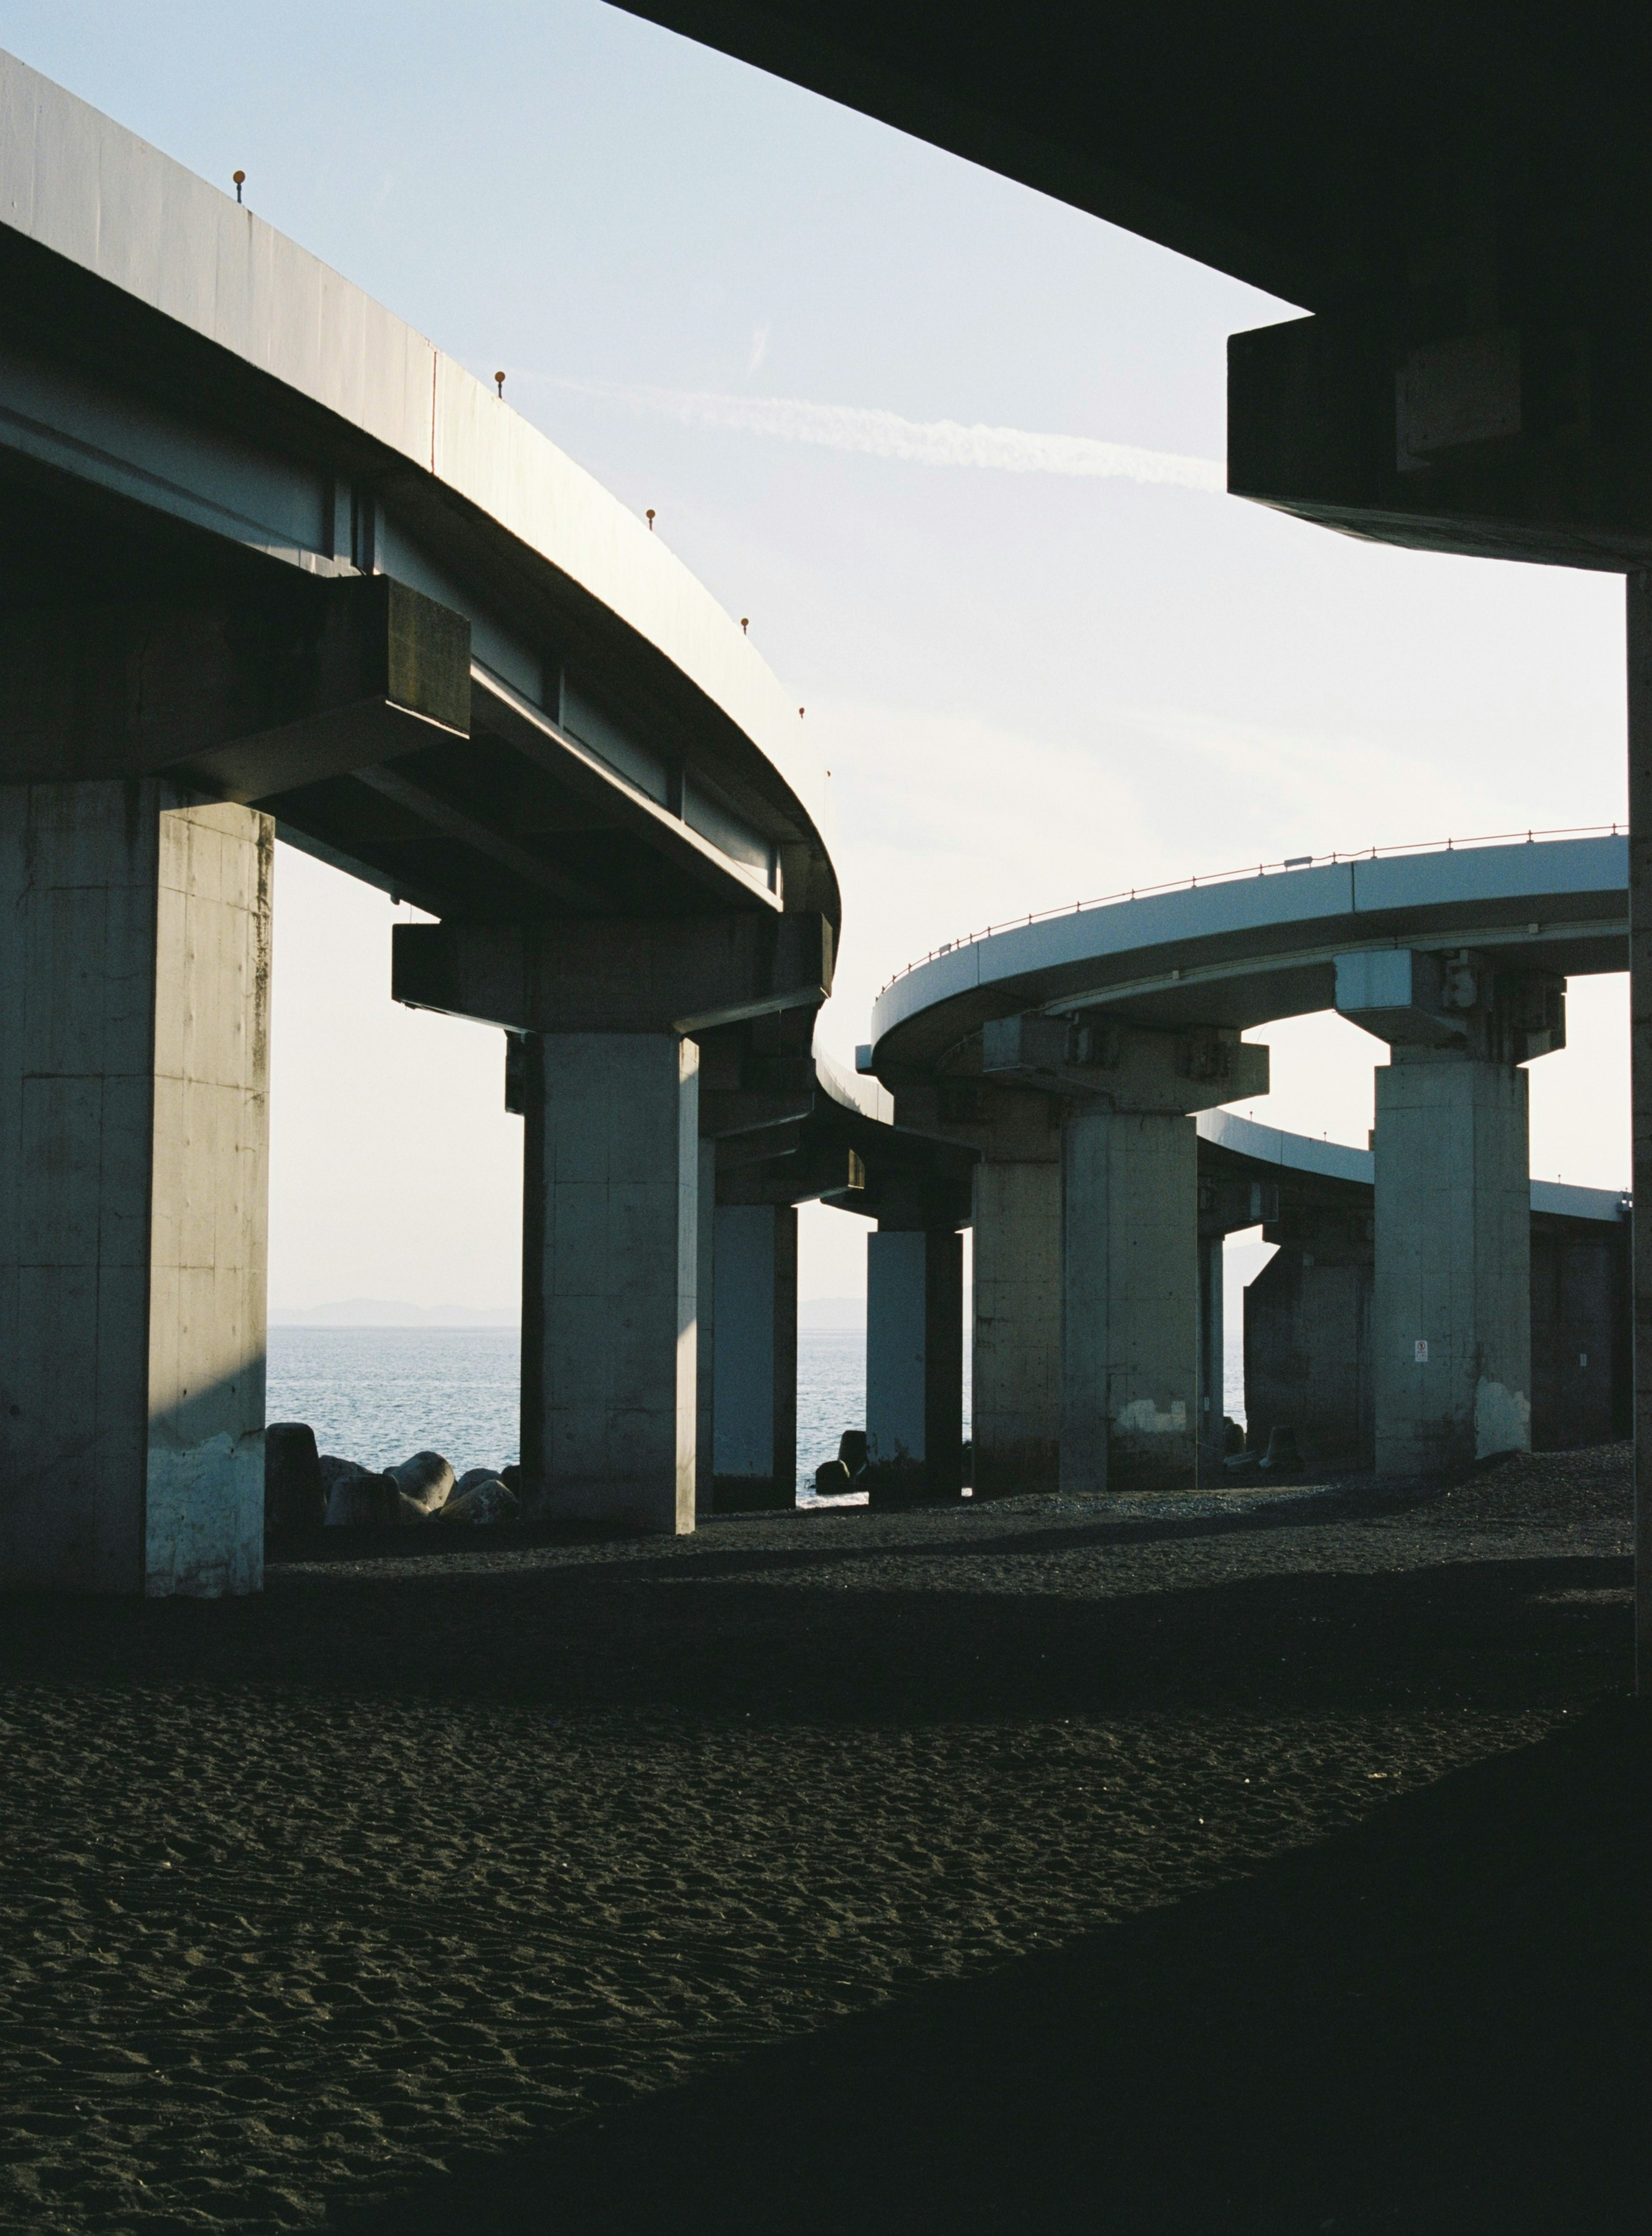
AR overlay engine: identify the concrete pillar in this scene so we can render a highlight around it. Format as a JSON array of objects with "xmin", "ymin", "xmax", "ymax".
[
  {"xmin": 1244, "ymin": 1223, "xmax": 1375, "ymax": 1471},
  {"xmin": 0, "ymin": 781, "xmax": 271, "ymax": 1595},
  {"xmin": 710, "ymin": 1201, "xmax": 798, "ymax": 1511},
  {"xmin": 1372, "ymin": 1050, "xmax": 1532, "ymax": 1475},
  {"xmin": 1062, "ymin": 1108, "xmax": 1199, "ymax": 1493},
  {"xmin": 520, "ymin": 1033, "xmax": 698, "ymax": 1532},
  {"xmin": 1529, "ymin": 1212, "xmax": 1631, "ymax": 1452},
  {"xmin": 1198, "ymin": 1230, "xmax": 1225, "ymax": 1465},
  {"xmin": 1628, "ymin": 571, "xmax": 1652, "ymax": 1686},
  {"xmin": 866, "ymin": 1226, "xmax": 964, "ymax": 1495},
  {"xmin": 695, "ymin": 1139, "xmax": 716, "ymax": 1513},
  {"xmin": 977, "ymin": 1016, "xmax": 1266, "ymax": 1500},
  {"xmin": 971, "ymin": 1157, "xmax": 1060, "ymax": 1496}
]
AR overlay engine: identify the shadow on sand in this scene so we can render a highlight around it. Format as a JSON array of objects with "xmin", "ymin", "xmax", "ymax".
[
  {"xmin": 0, "ymin": 1476, "xmax": 1641, "ymax": 2234},
  {"xmin": 329, "ymin": 1703, "xmax": 1650, "ymax": 2236}
]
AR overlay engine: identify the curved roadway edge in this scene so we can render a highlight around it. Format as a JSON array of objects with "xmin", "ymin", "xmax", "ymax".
[
  {"xmin": 815, "ymin": 1041, "xmax": 895, "ymax": 1127},
  {"xmin": 817, "ymin": 1038, "xmax": 1627, "ymax": 1226},
  {"xmin": 0, "ymin": 48, "xmax": 832, "ymax": 861},
  {"xmin": 1198, "ymin": 1109, "xmax": 1627, "ymax": 1226},
  {"xmin": 868, "ymin": 836, "xmax": 1627, "ymax": 1069},
  {"xmin": 801, "ymin": 1076, "xmax": 1629, "ymax": 1229}
]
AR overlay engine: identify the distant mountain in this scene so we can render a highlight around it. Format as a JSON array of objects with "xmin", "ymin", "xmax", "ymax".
[
  {"xmin": 269, "ymin": 1300, "xmax": 518, "ymax": 1328},
  {"xmin": 798, "ymin": 1297, "xmax": 865, "ymax": 1332}
]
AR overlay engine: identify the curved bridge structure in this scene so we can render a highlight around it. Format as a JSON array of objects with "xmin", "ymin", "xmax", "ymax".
[
  {"xmin": 869, "ymin": 834, "xmax": 1625, "ymax": 1063},
  {"xmin": 860, "ymin": 835, "xmax": 1629, "ymax": 1497},
  {"xmin": 0, "ymin": 57, "xmax": 834, "ymax": 924},
  {"xmin": 0, "ymin": 53, "xmax": 837, "ymax": 1590},
  {"xmin": 617, "ymin": 0, "xmax": 1652, "ymax": 1658}
]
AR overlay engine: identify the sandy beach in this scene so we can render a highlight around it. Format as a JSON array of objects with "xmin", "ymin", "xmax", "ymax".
[{"xmin": 0, "ymin": 1448, "xmax": 1644, "ymax": 2233}]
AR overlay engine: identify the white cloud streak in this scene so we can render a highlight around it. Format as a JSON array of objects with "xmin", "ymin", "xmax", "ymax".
[{"xmin": 563, "ymin": 380, "xmax": 1224, "ymax": 492}]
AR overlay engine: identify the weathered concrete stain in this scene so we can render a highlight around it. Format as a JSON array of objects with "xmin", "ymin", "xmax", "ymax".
[
  {"xmin": 1474, "ymin": 1376, "xmax": 1533, "ymax": 1462},
  {"xmin": 145, "ymin": 1430, "xmax": 263, "ymax": 1597},
  {"xmin": 1115, "ymin": 1397, "xmax": 1190, "ymax": 1436}
]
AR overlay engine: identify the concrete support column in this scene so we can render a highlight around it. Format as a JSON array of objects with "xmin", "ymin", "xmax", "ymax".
[
  {"xmin": 1244, "ymin": 1218, "xmax": 1375, "ymax": 1470},
  {"xmin": 1372, "ymin": 1050, "xmax": 1532, "ymax": 1475},
  {"xmin": 521, "ymin": 1033, "xmax": 698, "ymax": 1533},
  {"xmin": 695, "ymin": 1139, "xmax": 716, "ymax": 1511},
  {"xmin": 866, "ymin": 1225, "xmax": 964, "ymax": 1495},
  {"xmin": 710, "ymin": 1201, "xmax": 798, "ymax": 1511},
  {"xmin": 1198, "ymin": 1230, "xmax": 1225, "ymax": 1466},
  {"xmin": 0, "ymin": 781, "xmax": 271, "ymax": 1595},
  {"xmin": 1061, "ymin": 1108, "xmax": 1199, "ymax": 1493},
  {"xmin": 1628, "ymin": 571, "xmax": 1652, "ymax": 1684},
  {"xmin": 1529, "ymin": 1211, "xmax": 1631, "ymax": 1452},
  {"xmin": 971, "ymin": 1157, "xmax": 1060, "ymax": 1495}
]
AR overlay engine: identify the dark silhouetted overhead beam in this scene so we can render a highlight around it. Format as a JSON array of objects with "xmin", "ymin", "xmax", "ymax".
[
  {"xmin": 471, "ymin": 667, "xmax": 783, "ymax": 911},
  {"xmin": 354, "ymin": 766, "xmax": 609, "ymax": 911}
]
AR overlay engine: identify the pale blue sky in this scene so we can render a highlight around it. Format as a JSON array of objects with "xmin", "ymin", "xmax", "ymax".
[{"xmin": 1, "ymin": 2, "xmax": 1631, "ymax": 1304}]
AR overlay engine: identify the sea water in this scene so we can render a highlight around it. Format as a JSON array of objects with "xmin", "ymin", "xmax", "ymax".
[
  {"xmin": 265, "ymin": 1325, "xmax": 962, "ymax": 1500},
  {"xmin": 267, "ymin": 1327, "xmax": 521, "ymax": 1481}
]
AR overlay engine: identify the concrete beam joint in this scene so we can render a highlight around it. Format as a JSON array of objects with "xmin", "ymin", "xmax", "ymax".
[
  {"xmin": 1199, "ymin": 1176, "xmax": 1279, "ymax": 1233},
  {"xmin": 1336, "ymin": 948, "xmax": 1565, "ymax": 1062},
  {"xmin": 0, "ymin": 576, "xmax": 471, "ymax": 801},
  {"xmin": 393, "ymin": 911, "xmax": 833, "ymax": 1036},
  {"xmin": 718, "ymin": 1139, "xmax": 864, "ymax": 1207},
  {"xmin": 891, "ymin": 1078, "xmax": 1059, "ymax": 1163},
  {"xmin": 982, "ymin": 1010, "xmax": 1269, "ymax": 1113}
]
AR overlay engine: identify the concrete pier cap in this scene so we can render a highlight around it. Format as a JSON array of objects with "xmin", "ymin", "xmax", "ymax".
[
  {"xmin": 865, "ymin": 834, "xmax": 1627, "ymax": 1495},
  {"xmin": 0, "ymin": 52, "xmax": 841, "ymax": 1581}
]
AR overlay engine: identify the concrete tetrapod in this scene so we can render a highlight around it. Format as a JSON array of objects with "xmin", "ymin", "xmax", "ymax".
[
  {"xmin": 264, "ymin": 1425, "xmax": 326, "ymax": 1534},
  {"xmin": 436, "ymin": 1478, "xmax": 520, "ymax": 1525},
  {"xmin": 389, "ymin": 1453, "xmax": 458, "ymax": 1514}
]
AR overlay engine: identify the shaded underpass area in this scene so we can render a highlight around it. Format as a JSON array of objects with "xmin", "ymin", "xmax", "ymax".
[{"xmin": 0, "ymin": 1450, "xmax": 1643, "ymax": 2233}]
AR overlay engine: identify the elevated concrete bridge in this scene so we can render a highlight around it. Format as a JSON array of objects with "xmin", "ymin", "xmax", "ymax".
[
  {"xmin": 862, "ymin": 834, "xmax": 1628, "ymax": 1495},
  {"xmin": 610, "ymin": 0, "xmax": 1652, "ymax": 1667},
  {"xmin": 9, "ymin": 33, "xmax": 1646, "ymax": 1597},
  {"xmin": 0, "ymin": 53, "xmax": 841, "ymax": 1590}
]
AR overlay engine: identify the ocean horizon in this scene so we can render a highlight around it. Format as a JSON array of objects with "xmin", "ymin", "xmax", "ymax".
[
  {"xmin": 267, "ymin": 1323, "xmax": 906, "ymax": 1498},
  {"xmin": 268, "ymin": 1298, "xmax": 1243, "ymax": 1498}
]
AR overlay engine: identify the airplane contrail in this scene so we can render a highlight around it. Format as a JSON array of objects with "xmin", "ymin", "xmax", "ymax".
[{"xmin": 561, "ymin": 381, "xmax": 1224, "ymax": 492}]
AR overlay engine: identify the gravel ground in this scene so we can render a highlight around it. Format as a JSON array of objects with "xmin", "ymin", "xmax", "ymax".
[{"xmin": 0, "ymin": 1445, "xmax": 1641, "ymax": 2233}]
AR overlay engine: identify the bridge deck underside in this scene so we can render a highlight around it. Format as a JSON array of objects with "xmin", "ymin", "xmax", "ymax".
[{"xmin": 0, "ymin": 456, "xmax": 776, "ymax": 924}]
